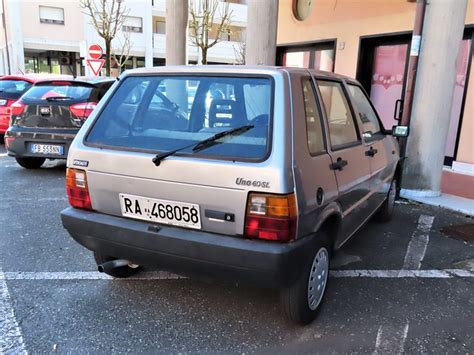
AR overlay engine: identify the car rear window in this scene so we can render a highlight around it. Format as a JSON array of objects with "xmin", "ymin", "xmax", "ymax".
[
  {"xmin": 0, "ymin": 80, "xmax": 33, "ymax": 99},
  {"xmin": 22, "ymin": 82, "xmax": 94, "ymax": 103},
  {"xmin": 86, "ymin": 75, "xmax": 273, "ymax": 161}
]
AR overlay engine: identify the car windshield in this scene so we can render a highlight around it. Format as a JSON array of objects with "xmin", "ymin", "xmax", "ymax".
[
  {"xmin": 0, "ymin": 80, "xmax": 33, "ymax": 99},
  {"xmin": 86, "ymin": 75, "xmax": 273, "ymax": 161},
  {"xmin": 22, "ymin": 82, "xmax": 94, "ymax": 103}
]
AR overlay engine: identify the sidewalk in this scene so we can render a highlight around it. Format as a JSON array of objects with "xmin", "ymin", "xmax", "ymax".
[{"xmin": 400, "ymin": 170, "xmax": 474, "ymax": 216}]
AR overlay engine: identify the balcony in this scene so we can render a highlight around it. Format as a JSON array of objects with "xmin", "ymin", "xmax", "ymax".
[
  {"xmin": 153, "ymin": 33, "xmax": 241, "ymax": 64},
  {"xmin": 152, "ymin": 0, "xmax": 247, "ymax": 25}
]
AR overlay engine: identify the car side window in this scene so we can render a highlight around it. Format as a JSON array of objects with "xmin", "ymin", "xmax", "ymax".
[
  {"xmin": 317, "ymin": 80, "xmax": 360, "ymax": 149},
  {"xmin": 302, "ymin": 78, "xmax": 325, "ymax": 155},
  {"xmin": 347, "ymin": 84, "xmax": 382, "ymax": 140}
]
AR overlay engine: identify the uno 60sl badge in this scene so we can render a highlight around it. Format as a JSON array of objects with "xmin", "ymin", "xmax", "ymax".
[
  {"xmin": 73, "ymin": 159, "xmax": 89, "ymax": 167},
  {"xmin": 235, "ymin": 177, "xmax": 270, "ymax": 188}
]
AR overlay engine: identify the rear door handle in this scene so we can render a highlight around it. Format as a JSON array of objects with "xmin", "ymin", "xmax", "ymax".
[
  {"xmin": 365, "ymin": 147, "xmax": 378, "ymax": 157},
  {"xmin": 330, "ymin": 157, "xmax": 348, "ymax": 171}
]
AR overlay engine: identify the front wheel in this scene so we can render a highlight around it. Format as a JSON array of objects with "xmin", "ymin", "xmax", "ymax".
[
  {"xmin": 94, "ymin": 253, "xmax": 142, "ymax": 278},
  {"xmin": 15, "ymin": 157, "xmax": 46, "ymax": 169},
  {"xmin": 375, "ymin": 179, "xmax": 396, "ymax": 222},
  {"xmin": 280, "ymin": 237, "xmax": 330, "ymax": 325}
]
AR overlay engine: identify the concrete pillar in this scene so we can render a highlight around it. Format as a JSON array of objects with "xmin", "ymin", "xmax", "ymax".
[
  {"xmin": 245, "ymin": 0, "xmax": 278, "ymax": 65},
  {"xmin": 7, "ymin": 0, "xmax": 24, "ymax": 74},
  {"xmin": 165, "ymin": 0, "xmax": 188, "ymax": 65},
  {"xmin": 401, "ymin": 0, "xmax": 468, "ymax": 197},
  {"xmin": 144, "ymin": 0, "xmax": 153, "ymax": 68}
]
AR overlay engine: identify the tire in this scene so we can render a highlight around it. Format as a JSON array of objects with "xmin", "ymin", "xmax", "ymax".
[
  {"xmin": 281, "ymin": 235, "xmax": 331, "ymax": 325},
  {"xmin": 94, "ymin": 252, "xmax": 142, "ymax": 278},
  {"xmin": 15, "ymin": 157, "xmax": 46, "ymax": 169},
  {"xmin": 375, "ymin": 179, "xmax": 397, "ymax": 222}
]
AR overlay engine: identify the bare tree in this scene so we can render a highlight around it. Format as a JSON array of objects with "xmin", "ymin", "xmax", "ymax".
[
  {"xmin": 80, "ymin": 0, "xmax": 129, "ymax": 76},
  {"xmin": 111, "ymin": 31, "xmax": 132, "ymax": 73},
  {"xmin": 233, "ymin": 31, "xmax": 245, "ymax": 65},
  {"xmin": 189, "ymin": 0, "xmax": 233, "ymax": 65}
]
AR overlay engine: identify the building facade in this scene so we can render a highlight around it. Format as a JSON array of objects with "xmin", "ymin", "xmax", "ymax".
[
  {"xmin": 0, "ymin": 0, "xmax": 248, "ymax": 76},
  {"xmin": 277, "ymin": 0, "xmax": 474, "ymax": 197}
]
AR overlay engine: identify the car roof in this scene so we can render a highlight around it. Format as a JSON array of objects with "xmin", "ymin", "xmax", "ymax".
[
  {"xmin": 33, "ymin": 76, "xmax": 115, "ymax": 86},
  {"xmin": 121, "ymin": 65, "xmax": 357, "ymax": 82},
  {"xmin": 0, "ymin": 74, "xmax": 71, "ymax": 83}
]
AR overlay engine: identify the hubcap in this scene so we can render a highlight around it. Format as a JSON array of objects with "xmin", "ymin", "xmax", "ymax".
[{"xmin": 307, "ymin": 247, "xmax": 329, "ymax": 311}]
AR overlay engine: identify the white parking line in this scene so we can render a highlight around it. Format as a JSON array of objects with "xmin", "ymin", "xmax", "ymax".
[
  {"xmin": 1, "ymin": 269, "xmax": 473, "ymax": 281},
  {"xmin": 402, "ymin": 215, "xmax": 434, "ymax": 270},
  {"xmin": 331, "ymin": 269, "xmax": 474, "ymax": 278},
  {"xmin": 0, "ymin": 271, "xmax": 27, "ymax": 355},
  {"xmin": 2, "ymin": 271, "xmax": 185, "ymax": 281},
  {"xmin": 374, "ymin": 323, "xmax": 409, "ymax": 354},
  {"xmin": 0, "ymin": 153, "xmax": 7, "ymax": 157}
]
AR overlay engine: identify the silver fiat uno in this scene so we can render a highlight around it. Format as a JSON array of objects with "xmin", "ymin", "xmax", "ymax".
[{"xmin": 61, "ymin": 66, "xmax": 400, "ymax": 324}]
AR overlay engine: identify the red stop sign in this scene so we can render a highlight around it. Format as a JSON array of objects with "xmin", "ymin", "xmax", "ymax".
[{"xmin": 88, "ymin": 44, "xmax": 103, "ymax": 60}]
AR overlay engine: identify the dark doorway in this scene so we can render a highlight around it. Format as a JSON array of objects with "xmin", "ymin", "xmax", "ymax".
[{"xmin": 356, "ymin": 33, "xmax": 411, "ymax": 131}]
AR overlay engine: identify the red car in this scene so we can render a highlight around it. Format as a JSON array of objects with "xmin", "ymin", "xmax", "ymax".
[{"xmin": 0, "ymin": 74, "xmax": 64, "ymax": 135}]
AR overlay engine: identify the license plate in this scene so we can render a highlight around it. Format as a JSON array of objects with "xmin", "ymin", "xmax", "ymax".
[
  {"xmin": 40, "ymin": 107, "xmax": 50, "ymax": 115},
  {"xmin": 119, "ymin": 193, "xmax": 201, "ymax": 229},
  {"xmin": 30, "ymin": 143, "xmax": 64, "ymax": 155}
]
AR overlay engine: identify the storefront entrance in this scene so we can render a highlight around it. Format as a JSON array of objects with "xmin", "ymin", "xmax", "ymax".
[{"xmin": 356, "ymin": 31, "xmax": 473, "ymax": 166}]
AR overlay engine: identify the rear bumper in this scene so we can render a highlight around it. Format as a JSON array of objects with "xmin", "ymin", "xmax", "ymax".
[
  {"xmin": 61, "ymin": 207, "xmax": 314, "ymax": 288},
  {"xmin": 5, "ymin": 126, "xmax": 78, "ymax": 159}
]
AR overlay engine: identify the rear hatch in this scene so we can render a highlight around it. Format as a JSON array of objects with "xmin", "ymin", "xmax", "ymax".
[
  {"xmin": 73, "ymin": 73, "xmax": 289, "ymax": 237},
  {"xmin": 0, "ymin": 79, "xmax": 33, "ymax": 129},
  {"xmin": 12, "ymin": 80, "xmax": 99, "ymax": 129}
]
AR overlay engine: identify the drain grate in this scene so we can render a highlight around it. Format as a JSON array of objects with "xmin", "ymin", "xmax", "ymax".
[{"xmin": 441, "ymin": 224, "xmax": 474, "ymax": 243}]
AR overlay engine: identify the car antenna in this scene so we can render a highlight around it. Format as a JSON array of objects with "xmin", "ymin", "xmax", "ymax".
[
  {"xmin": 69, "ymin": 63, "xmax": 77, "ymax": 79},
  {"xmin": 17, "ymin": 67, "xmax": 24, "ymax": 75}
]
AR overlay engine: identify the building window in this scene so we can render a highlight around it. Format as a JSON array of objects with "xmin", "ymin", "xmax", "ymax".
[
  {"xmin": 154, "ymin": 19, "xmax": 165, "ymax": 34},
  {"xmin": 39, "ymin": 6, "xmax": 65, "ymax": 25},
  {"xmin": 277, "ymin": 41, "xmax": 336, "ymax": 72},
  {"xmin": 123, "ymin": 16, "xmax": 143, "ymax": 33}
]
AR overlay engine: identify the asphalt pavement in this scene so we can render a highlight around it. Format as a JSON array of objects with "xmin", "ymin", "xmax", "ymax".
[{"xmin": 1, "ymin": 143, "xmax": 473, "ymax": 354}]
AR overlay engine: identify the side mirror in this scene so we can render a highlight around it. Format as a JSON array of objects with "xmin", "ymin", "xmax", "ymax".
[{"xmin": 392, "ymin": 125, "xmax": 409, "ymax": 137}]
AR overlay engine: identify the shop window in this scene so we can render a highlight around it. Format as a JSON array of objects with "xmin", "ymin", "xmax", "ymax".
[
  {"xmin": 123, "ymin": 16, "xmax": 143, "ymax": 33},
  {"xmin": 39, "ymin": 6, "xmax": 65, "ymax": 25},
  {"xmin": 278, "ymin": 42, "xmax": 336, "ymax": 72}
]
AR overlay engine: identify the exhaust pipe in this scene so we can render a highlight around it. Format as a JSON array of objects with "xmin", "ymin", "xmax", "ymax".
[{"xmin": 97, "ymin": 259, "xmax": 130, "ymax": 273}]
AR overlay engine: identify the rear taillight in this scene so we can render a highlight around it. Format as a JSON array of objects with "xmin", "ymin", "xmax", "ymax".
[
  {"xmin": 244, "ymin": 193, "xmax": 297, "ymax": 242},
  {"xmin": 66, "ymin": 168, "xmax": 92, "ymax": 210},
  {"xmin": 10, "ymin": 100, "xmax": 26, "ymax": 116},
  {"xmin": 70, "ymin": 102, "xmax": 97, "ymax": 119},
  {"xmin": 4, "ymin": 137, "xmax": 15, "ymax": 149}
]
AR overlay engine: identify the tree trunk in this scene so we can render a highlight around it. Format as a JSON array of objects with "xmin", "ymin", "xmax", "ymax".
[
  {"xmin": 105, "ymin": 39, "xmax": 111, "ymax": 77},
  {"xmin": 202, "ymin": 48, "xmax": 207, "ymax": 65}
]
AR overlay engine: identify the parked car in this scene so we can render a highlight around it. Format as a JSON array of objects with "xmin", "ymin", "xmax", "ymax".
[
  {"xmin": 5, "ymin": 77, "xmax": 114, "ymax": 168},
  {"xmin": 0, "ymin": 75, "xmax": 52, "ymax": 136},
  {"xmin": 61, "ymin": 66, "xmax": 406, "ymax": 324}
]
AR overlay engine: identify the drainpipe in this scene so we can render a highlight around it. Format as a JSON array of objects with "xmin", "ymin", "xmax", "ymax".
[{"xmin": 399, "ymin": 0, "xmax": 427, "ymax": 153}]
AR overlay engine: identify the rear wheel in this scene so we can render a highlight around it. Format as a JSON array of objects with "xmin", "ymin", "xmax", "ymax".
[
  {"xmin": 281, "ymin": 235, "xmax": 330, "ymax": 325},
  {"xmin": 375, "ymin": 179, "xmax": 396, "ymax": 222},
  {"xmin": 94, "ymin": 252, "xmax": 142, "ymax": 278},
  {"xmin": 15, "ymin": 157, "xmax": 46, "ymax": 169}
]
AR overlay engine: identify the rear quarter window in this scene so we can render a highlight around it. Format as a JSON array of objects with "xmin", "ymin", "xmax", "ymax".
[
  {"xmin": 0, "ymin": 80, "xmax": 33, "ymax": 99},
  {"xmin": 86, "ymin": 75, "xmax": 273, "ymax": 161}
]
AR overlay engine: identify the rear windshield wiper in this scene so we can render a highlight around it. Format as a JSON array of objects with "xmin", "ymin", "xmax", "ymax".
[
  {"xmin": 152, "ymin": 124, "xmax": 254, "ymax": 166},
  {"xmin": 45, "ymin": 96, "xmax": 73, "ymax": 101}
]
